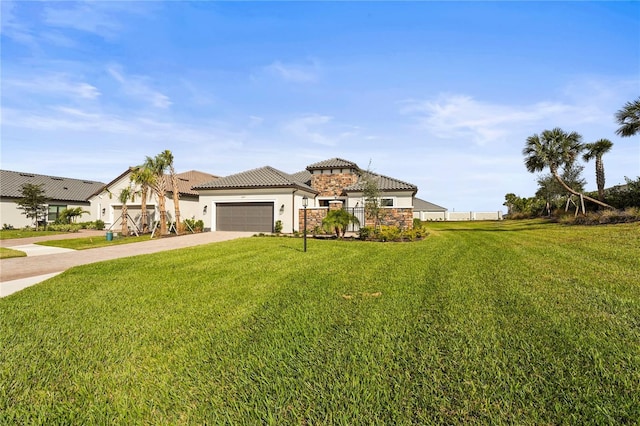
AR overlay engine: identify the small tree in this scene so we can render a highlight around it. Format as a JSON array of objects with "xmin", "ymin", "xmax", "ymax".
[
  {"xmin": 582, "ymin": 139, "xmax": 613, "ymax": 201},
  {"xmin": 361, "ymin": 161, "xmax": 382, "ymax": 228},
  {"xmin": 322, "ymin": 209, "xmax": 359, "ymax": 238},
  {"xmin": 118, "ymin": 187, "xmax": 137, "ymax": 237},
  {"xmin": 57, "ymin": 207, "xmax": 89, "ymax": 224},
  {"xmin": 143, "ymin": 153, "xmax": 170, "ymax": 236},
  {"xmin": 16, "ymin": 183, "xmax": 47, "ymax": 229}
]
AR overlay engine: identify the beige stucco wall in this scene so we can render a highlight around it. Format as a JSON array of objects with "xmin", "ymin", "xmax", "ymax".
[
  {"xmin": 198, "ymin": 188, "xmax": 315, "ymax": 232},
  {"xmin": 343, "ymin": 191, "xmax": 414, "ymax": 209},
  {"xmin": 89, "ymin": 172, "xmax": 201, "ymax": 229},
  {"xmin": 1, "ymin": 199, "xmax": 94, "ymax": 228}
]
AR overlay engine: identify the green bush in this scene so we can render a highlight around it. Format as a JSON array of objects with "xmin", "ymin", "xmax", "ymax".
[
  {"xmin": 274, "ymin": 220, "xmax": 283, "ymax": 234},
  {"xmin": 46, "ymin": 224, "xmax": 81, "ymax": 232},
  {"xmin": 183, "ymin": 218, "xmax": 204, "ymax": 233},
  {"xmin": 358, "ymin": 226, "xmax": 373, "ymax": 240}
]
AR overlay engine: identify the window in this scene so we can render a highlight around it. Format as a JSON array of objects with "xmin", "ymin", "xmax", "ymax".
[
  {"xmin": 381, "ymin": 198, "xmax": 394, "ymax": 207},
  {"xmin": 48, "ymin": 205, "xmax": 66, "ymax": 222}
]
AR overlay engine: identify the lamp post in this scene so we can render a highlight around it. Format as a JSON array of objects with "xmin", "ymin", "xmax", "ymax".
[{"xmin": 302, "ymin": 195, "xmax": 308, "ymax": 252}]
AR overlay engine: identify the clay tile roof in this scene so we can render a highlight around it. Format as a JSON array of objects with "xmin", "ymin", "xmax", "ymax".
[
  {"xmin": 194, "ymin": 166, "xmax": 316, "ymax": 192},
  {"xmin": 290, "ymin": 170, "xmax": 312, "ymax": 186},
  {"xmin": 0, "ymin": 170, "xmax": 104, "ymax": 202},
  {"xmin": 306, "ymin": 158, "xmax": 360, "ymax": 170},
  {"xmin": 345, "ymin": 171, "xmax": 417, "ymax": 192},
  {"xmin": 167, "ymin": 170, "xmax": 220, "ymax": 196}
]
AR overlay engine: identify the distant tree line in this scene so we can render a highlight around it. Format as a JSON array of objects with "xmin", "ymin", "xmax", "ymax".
[{"xmin": 506, "ymin": 97, "xmax": 640, "ymax": 218}]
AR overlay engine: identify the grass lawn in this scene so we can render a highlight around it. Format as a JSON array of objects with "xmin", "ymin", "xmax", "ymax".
[
  {"xmin": 0, "ymin": 247, "xmax": 27, "ymax": 259},
  {"xmin": 0, "ymin": 229, "xmax": 66, "ymax": 240},
  {"xmin": 1, "ymin": 220, "xmax": 639, "ymax": 424},
  {"xmin": 37, "ymin": 234, "xmax": 150, "ymax": 250}
]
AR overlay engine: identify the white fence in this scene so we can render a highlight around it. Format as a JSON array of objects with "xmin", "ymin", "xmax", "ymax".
[{"xmin": 416, "ymin": 211, "xmax": 503, "ymax": 221}]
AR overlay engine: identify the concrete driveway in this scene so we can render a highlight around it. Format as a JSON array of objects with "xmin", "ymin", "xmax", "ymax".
[{"xmin": 1, "ymin": 230, "xmax": 253, "ymax": 297}]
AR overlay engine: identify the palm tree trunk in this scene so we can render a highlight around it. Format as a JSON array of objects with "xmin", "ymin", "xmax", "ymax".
[
  {"xmin": 140, "ymin": 185, "xmax": 149, "ymax": 233},
  {"xmin": 596, "ymin": 156, "xmax": 605, "ymax": 201},
  {"xmin": 158, "ymin": 195, "xmax": 167, "ymax": 235},
  {"xmin": 121, "ymin": 205, "xmax": 128, "ymax": 236},
  {"xmin": 169, "ymin": 167, "xmax": 181, "ymax": 235},
  {"xmin": 551, "ymin": 168, "xmax": 613, "ymax": 210}
]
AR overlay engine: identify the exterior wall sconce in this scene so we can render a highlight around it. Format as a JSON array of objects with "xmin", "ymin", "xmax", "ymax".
[
  {"xmin": 101, "ymin": 208, "xmax": 105, "ymax": 216},
  {"xmin": 203, "ymin": 205, "xmax": 208, "ymax": 215},
  {"xmin": 280, "ymin": 204, "xmax": 285, "ymax": 214}
]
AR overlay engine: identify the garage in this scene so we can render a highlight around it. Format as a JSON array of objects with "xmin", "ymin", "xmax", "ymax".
[{"xmin": 216, "ymin": 202, "xmax": 274, "ymax": 232}]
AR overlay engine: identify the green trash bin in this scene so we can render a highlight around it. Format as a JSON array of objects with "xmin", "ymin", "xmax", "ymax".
[{"xmin": 106, "ymin": 231, "xmax": 113, "ymax": 241}]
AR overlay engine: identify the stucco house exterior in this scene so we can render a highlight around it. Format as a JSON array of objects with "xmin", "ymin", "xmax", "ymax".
[
  {"xmin": 88, "ymin": 169, "xmax": 219, "ymax": 231},
  {"xmin": 194, "ymin": 158, "xmax": 418, "ymax": 233},
  {"xmin": 0, "ymin": 170, "xmax": 104, "ymax": 228}
]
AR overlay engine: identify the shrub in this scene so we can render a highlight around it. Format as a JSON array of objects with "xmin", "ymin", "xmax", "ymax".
[
  {"xmin": 183, "ymin": 218, "xmax": 204, "ymax": 233},
  {"xmin": 274, "ymin": 220, "xmax": 283, "ymax": 234},
  {"xmin": 358, "ymin": 226, "xmax": 373, "ymax": 240},
  {"xmin": 3, "ymin": 224, "xmax": 14, "ymax": 230},
  {"xmin": 46, "ymin": 224, "xmax": 81, "ymax": 232}
]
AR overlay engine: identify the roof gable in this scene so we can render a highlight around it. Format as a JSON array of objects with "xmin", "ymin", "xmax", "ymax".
[
  {"xmin": 0, "ymin": 170, "xmax": 104, "ymax": 202},
  {"xmin": 194, "ymin": 166, "xmax": 315, "ymax": 192},
  {"xmin": 413, "ymin": 197, "xmax": 447, "ymax": 211},
  {"xmin": 344, "ymin": 171, "xmax": 417, "ymax": 192},
  {"xmin": 306, "ymin": 158, "xmax": 360, "ymax": 171}
]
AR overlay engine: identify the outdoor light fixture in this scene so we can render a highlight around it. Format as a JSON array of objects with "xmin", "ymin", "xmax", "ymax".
[
  {"xmin": 302, "ymin": 196, "xmax": 308, "ymax": 252},
  {"xmin": 101, "ymin": 208, "xmax": 105, "ymax": 215},
  {"xmin": 203, "ymin": 205, "xmax": 208, "ymax": 215}
]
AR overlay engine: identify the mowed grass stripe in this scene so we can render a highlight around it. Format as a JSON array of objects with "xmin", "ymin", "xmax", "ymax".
[{"xmin": 1, "ymin": 221, "xmax": 639, "ymax": 424}]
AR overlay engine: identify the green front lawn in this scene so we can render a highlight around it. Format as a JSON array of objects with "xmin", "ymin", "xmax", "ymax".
[
  {"xmin": 1, "ymin": 220, "xmax": 639, "ymax": 424},
  {"xmin": 0, "ymin": 229, "xmax": 66, "ymax": 240},
  {"xmin": 37, "ymin": 235, "xmax": 149, "ymax": 250},
  {"xmin": 0, "ymin": 247, "xmax": 27, "ymax": 259}
]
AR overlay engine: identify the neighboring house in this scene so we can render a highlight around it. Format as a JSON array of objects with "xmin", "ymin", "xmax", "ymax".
[
  {"xmin": 413, "ymin": 197, "xmax": 448, "ymax": 221},
  {"xmin": 88, "ymin": 169, "xmax": 219, "ymax": 231},
  {"xmin": 194, "ymin": 158, "xmax": 418, "ymax": 233},
  {"xmin": 0, "ymin": 170, "xmax": 104, "ymax": 228}
]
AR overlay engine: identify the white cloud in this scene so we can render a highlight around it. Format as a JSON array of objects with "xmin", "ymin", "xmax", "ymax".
[
  {"xmin": 4, "ymin": 74, "xmax": 101, "ymax": 100},
  {"xmin": 282, "ymin": 114, "xmax": 336, "ymax": 146},
  {"xmin": 107, "ymin": 65, "xmax": 172, "ymax": 109},
  {"xmin": 265, "ymin": 59, "xmax": 320, "ymax": 83}
]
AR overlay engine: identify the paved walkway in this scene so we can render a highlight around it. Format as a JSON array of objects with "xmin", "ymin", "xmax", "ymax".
[{"xmin": 1, "ymin": 230, "xmax": 253, "ymax": 297}]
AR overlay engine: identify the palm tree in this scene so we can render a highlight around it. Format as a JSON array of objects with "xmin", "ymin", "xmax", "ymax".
[
  {"xmin": 118, "ymin": 187, "xmax": 136, "ymax": 237},
  {"xmin": 582, "ymin": 139, "xmax": 613, "ymax": 201},
  {"xmin": 615, "ymin": 97, "xmax": 640, "ymax": 137},
  {"xmin": 523, "ymin": 128, "xmax": 613, "ymax": 210},
  {"xmin": 160, "ymin": 150, "xmax": 182, "ymax": 234},
  {"xmin": 130, "ymin": 166, "xmax": 155, "ymax": 233},
  {"xmin": 143, "ymin": 153, "xmax": 170, "ymax": 236},
  {"xmin": 322, "ymin": 209, "xmax": 359, "ymax": 238}
]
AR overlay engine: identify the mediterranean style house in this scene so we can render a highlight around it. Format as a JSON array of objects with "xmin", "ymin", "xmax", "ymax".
[
  {"xmin": 194, "ymin": 158, "xmax": 418, "ymax": 233},
  {"xmin": 0, "ymin": 170, "xmax": 104, "ymax": 228},
  {"xmin": 88, "ymin": 169, "xmax": 218, "ymax": 231}
]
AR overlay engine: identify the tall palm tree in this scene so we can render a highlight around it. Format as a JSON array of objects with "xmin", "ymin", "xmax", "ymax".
[
  {"xmin": 615, "ymin": 97, "xmax": 640, "ymax": 137},
  {"xmin": 130, "ymin": 166, "xmax": 155, "ymax": 233},
  {"xmin": 160, "ymin": 150, "xmax": 182, "ymax": 235},
  {"xmin": 143, "ymin": 153, "xmax": 170, "ymax": 236},
  {"xmin": 582, "ymin": 138, "xmax": 613, "ymax": 201},
  {"xmin": 118, "ymin": 187, "xmax": 136, "ymax": 237},
  {"xmin": 523, "ymin": 127, "xmax": 613, "ymax": 210}
]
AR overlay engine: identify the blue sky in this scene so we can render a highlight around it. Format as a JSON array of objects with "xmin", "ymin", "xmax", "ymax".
[{"xmin": 1, "ymin": 1, "xmax": 638, "ymax": 212}]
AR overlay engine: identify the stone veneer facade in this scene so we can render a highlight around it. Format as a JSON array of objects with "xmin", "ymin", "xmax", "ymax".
[
  {"xmin": 311, "ymin": 171, "xmax": 359, "ymax": 197},
  {"xmin": 366, "ymin": 208, "xmax": 414, "ymax": 229},
  {"xmin": 299, "ymin": 207, "xmax": 414, "ymax": 232}
]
